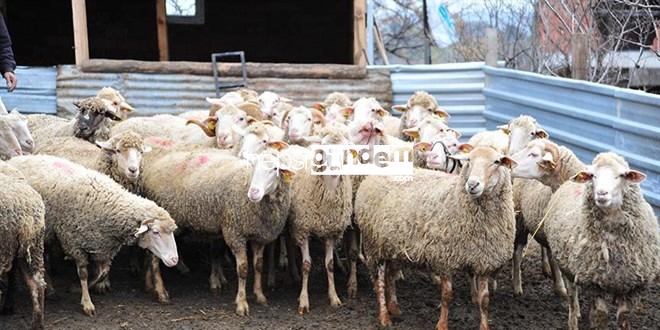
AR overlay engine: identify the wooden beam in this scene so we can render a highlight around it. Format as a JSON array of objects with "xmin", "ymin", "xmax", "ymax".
[
  {"xmin": 80, "ymin": 59, "xmax": 368, "ymax": 79},
  {"xmin": 156, "ymin": 0, "xmax": 169, "ymax": 61},
  {"xmin": 485, "ymin": 28, "xmax": 498, "ymax": 67},
  {"xmin": 353, "ymin": 0, "xmax": 367, "ymax": 66},
  {"xmin": 571, "ymin": 33, "xmax": 588, "ymax": 80},
  {"xmin": 71, "ymin": 0, "xmax": 89, "ymax": 66}
]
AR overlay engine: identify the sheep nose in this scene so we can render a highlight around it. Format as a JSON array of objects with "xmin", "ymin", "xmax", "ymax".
[
  {"xmin": 25, "ymin": 140, "xmax": 33, "ymax": 146},
  {"xmin": 128, "ymin": 166, "xmax": 138, "ymax": 174},
  {"xmin": 170, "ymin": 256, "xmax": 179, "ymax": 265},
  {"xmin": 249, "ymin": 188, "xmax": 260, "ymax": 197},
  {"xmin": 467, "ymin": 180, "xmax": 480, "ymax": 190},
  {"xmin": 596, "ymin": 190, "xmax": 608, "ymax": 196}
]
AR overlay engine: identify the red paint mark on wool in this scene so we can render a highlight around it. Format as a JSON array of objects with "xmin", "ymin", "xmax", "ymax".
[
  {"xmin": 195, "ymin": 155, "xmax": 210, "ymax": 166},
  {"xmin": 146, "ymin": 136, "xmax": 175, "ymax": 147},
  {"xmin": 52, "ymin": 161, "xmax": 74, "ymax": 175},
  {"xmin": 574, "ymin": 186, "xmax": 583, "ymax": 197}
]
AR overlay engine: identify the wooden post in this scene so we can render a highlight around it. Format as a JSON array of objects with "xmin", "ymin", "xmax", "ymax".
[
  {"xmin": 353, "ymin": 0, "xmax": 367, "ymax": 66},
  {"xmin": 571, "ymin": 33, "xmax": 588, "ymax": 80},
  {"xmin": 71, "ymin": 0, "xmax": 89, "ymax": 66},
  {"xmin": 156, "ymin": 0, "xmax": 169, "ymax": 61},
  {"xmin": 485, "ymin": 28, "xmax": 498, "ymax": 66},
  {"xmin": 374, "ymin": 22, "xmax": 389, "ymax": 65}
]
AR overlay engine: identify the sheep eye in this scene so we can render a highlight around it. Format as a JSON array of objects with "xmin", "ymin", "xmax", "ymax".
[
  {"xmin": 152, "ymin": 231, "xmax": 160, "ymax": 236},
  {"xmin": 529, "ymin": 153, "xmax": 538, "ymax": 157},
  {"xmin": 262, "ymin": 140, "xmax": 267, "ymax": 144},
  {"xmin": 239, "ymin": 117, "xmax": 245, "ymax": 121},
  {"xmin": 494, "ymin": 159, "xmax": 501, "ymax": 165}
]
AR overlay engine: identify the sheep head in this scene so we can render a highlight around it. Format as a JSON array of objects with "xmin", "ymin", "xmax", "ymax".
[{"xmin": 456, "ymin": 145, "xmax": 516, "ymax": 199}]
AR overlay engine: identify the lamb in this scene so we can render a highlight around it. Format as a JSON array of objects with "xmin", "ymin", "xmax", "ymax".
[
  {"xmin": 7, "ymin": 155, "xmax": 179, "ymax": 316},
  {"xmin": 138, "ymin": 144, "xmax": 293, "ymax": 316},
  {"xmin": 0, "ymin": 162, "xmax": 46, "ymax": 330},
  {"xmin": 540, "ymin": 152, "xmax": 660, "ymax": 330},
  {"xmin": 355, "ymin": 146, "xmax": 517, "ymax": 328},
  {"xmin": 34, "ymin": 131, "xmax": 150, "ymax": 194},
  {"xmin": 96, "ymin": 87, "xmax": 135, "ymax": 120},
  {"xmin": 0, "ymin": 116, "xmax": 22, "ymax": 160},
  {"xmin": 393, "ymin": 91, "xmax": 449, "ymax": 140},
  {"xmin": 30, "ymin": 97, "xmax": 122, "ymax": 146},
  {"xmin": 2, "ymin": 109, "xmax": 34, "ymax": 153},
  {"xmin": 280, "ymin": 106, "xmax": 326, "ymax": 145},
  {"xmin": 259, "ymin": 91, "xmax": 292, "ymax": 121},
  {"xmin": 180, "ymin": 102, "xmax": 263, "ymax": 148},
  {"xmin": 312, "ymin": 92, "xmax": 353, "ymax": 126},
  {"xmin": 285, "ymin": 127, "xmax": 353, "ymax": 314}
]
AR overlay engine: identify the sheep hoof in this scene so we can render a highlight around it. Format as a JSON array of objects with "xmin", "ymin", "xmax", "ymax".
[
  {"xmin": 255, "ymin": 294, "xmax": 268, "ymax": 306},
  {"xmin": 156, "ymin": 291, "xmax": 170, "ymax": 304},
  {"xmin": 329, "ymin": 296, "xmax": 342, "ymax": 308},
  {"xmin": 93, "ymin": 281, "xmax": 111, "ymax": 294},
  {"xmin": 297, "ymin": 304, "xmax": 309, "ymax": 315},
  {"xmin": 387, "ymin": 301, "xmax": 401, "ymax": 317},
  {"xmin": 378, "ymin": 314, "xmax": 392, "ymax": 327},
  {"xmin": 235, "ymin": 301, "xmax": 249, "ymax": 316},
  {"xmin": 513, "ymin": 287, "xmax": 523, "ymax": 297},
  {"xmin": 347, "ymin": 285, "xmax": 357, "ymax": 299},
  {"xmin": 82, "ymin": 302, "xmax": 96, "ymax": 317}
]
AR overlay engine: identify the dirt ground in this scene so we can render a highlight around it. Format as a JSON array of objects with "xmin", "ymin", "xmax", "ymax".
[{"xmin": 1, "ymin": 241, "xmax": 658, "ymax": 330}]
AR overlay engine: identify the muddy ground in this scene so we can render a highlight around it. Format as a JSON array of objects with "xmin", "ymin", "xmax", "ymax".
[{"xmin": 1, "ymin": 241, "xmax": 658, "ymax": 330}]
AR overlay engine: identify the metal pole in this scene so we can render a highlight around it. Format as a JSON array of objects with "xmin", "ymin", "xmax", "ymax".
[
  {"xmin": 423, "ymin": 0, "xmax": 431, "ymax": 64},
  {"xmin": 366, "ymin": 0, "xmax": 374, "ymax": 65}
]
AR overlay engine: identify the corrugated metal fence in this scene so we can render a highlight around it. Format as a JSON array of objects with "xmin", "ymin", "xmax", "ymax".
[
  {"xmin": 57, "ymin": 65, "xmax": 391, "ymax": 117},
  {"xmin": 1, "ymin": 66, "xmax": 57, "ymax": 114},
  {"xmin": 483, "ymin": 66, "xmax": 660, "ymax": 215},
  {"xmin": 373, "ymin": 62, "xmax": 489, "ymax": 139}
]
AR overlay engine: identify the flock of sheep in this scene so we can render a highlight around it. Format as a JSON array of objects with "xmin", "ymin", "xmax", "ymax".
[{"xmin": 0, "ymin": 86, "xmax": 658, "ymax": 330}]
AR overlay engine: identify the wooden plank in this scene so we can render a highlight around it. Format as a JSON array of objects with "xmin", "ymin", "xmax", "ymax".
[
  {"xmin": 80, "ymin": 59, "xmax": 368, "ymax": 79},
  {"xmin": 485, "ymin": 28, "xmax": 498, "ymax": 67},
  {"xmin": 156, "ymin": 0, "xmax": 169, "ymax": 61},
  {"xmin": 71, "ymin": 0, "xmax": 89, "ymax": 66},
  {"xmin": 571, "ymin": 33, "xmax": 588, "ymax": 80},
  {"xmin": 353, "ymin": 0, "xmax": 367, "ymax": 66}
]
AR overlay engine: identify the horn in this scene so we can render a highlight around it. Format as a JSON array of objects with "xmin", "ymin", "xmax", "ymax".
[
  {"xmin": 186, "ymin": 117, "xmax": 217, "ymax": 137},
  {"xmin": 237, "ymin": 101, "xmax": 263, "ymax": 120},
  {"xmin": 280, "ymin": 108, "xmax": 293, "ymax": 130},
  {"xmin": 208, "ymin": 103, "xmax": 224, "ymax": 117}
]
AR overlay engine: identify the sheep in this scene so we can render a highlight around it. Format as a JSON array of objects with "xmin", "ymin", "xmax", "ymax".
[
  {"xmin": 30, "ymin": 97, "xmax": 122, "ymax": 146},
  {"xmin": 259, "ymin": 91, "xmax": 292, "ymax": 120},
  {"xmin": 2, "ymin": 109, "xmax": 34, "ymax": 153},
  {"xmin": 401, "ymin": 115, "xmax": 457, "ymax": 143},
  {"xmin": 0, "ymin": 116, "xmax": 22, "ymax": 160},
  {"xmin": 34, "ymin": 131, "xmax": 151, "ymax": 194},
  {"xmin": 7, "ymin": 155, "xmax": 179, "ymax": 315},
  {"xmin": 412, "ymin": 135, "xmax": 464, "ymax": 172},
  {"xmin": 311, "ymin": 93, "xmax": 352, "ymax": 126},
  {"xmin": 26, "ymin": 114, "xmax": 67, "ymax": 134},
  {"xmin": 355, "ymin": 145, "xmax": 516, "ymax": 328},
  {"xmin": 539, "ymin": 152, "xmax": 660, "ymax": 330},
  {"xmin": 322, "ymin": 92, "xmax": 352, "ymax": 108},
  {"xmin": 138, "ymin": 144, "xmax": 293, "ymax": 316},
  {"xmin": 96, "ymin": 87, "xmax": 135, "ymax": 120},
  {"xmin": 392, "ymin": 91, "xmax": 450, "ymax": 140},
  {"xmin": 0, "ymin": 162, "xmax": 46, "ymax": 330},
  {"xmin": 280, "ymin": 106, "xmax": 326, "ymax": 145},
  {"xmin": 285, "ymin": 126, "xmax": 353, "ymax": 314},
  {"xmin": 180, "ymin": 102, "xmax": 263, "ymax": 148}
]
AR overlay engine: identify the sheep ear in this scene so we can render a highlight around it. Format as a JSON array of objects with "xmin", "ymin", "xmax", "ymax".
[
  {"xmin": 534, "ymin": 129, "xmax": 549, "ymax": 139},
  {"xmin": 496, "ymin": 156, "xmax": 517, "ymax": 169},
  {"xmin": 413, "ymin": 142, "xmax": 432, "ymax": 152},
  {"xmin": 497, "ymin": 125, "xmax": 511, "ymax": 135},
  {"xmin": 267, "ymin": 140, "xmax": 289, "ymax": 151},
  {"xmin": 376, "ymin": 108, "xmax": 389, "ymax": 117},
  {"xmin": 279, "ymin": 168, "xmax": 294, "ymax": 184},
  {"xmin": 246, "ymin": 116, "xmax": 258, "ymax": 125},
  {"xmin": 392, "ymin": 105, "xmax": 408, "ymax": 113},
  {"xmin": 120, "ymin": 101, "xmax": 135, "ymax": 113},
  {"xmin": 104, "ymin": 111, "xmax": 122, "ymax": 121},
  {"xmin": 341, "ymin": 107, "xmax": 353, "ymax": 119},
  {"xmin": 571, "ymin": 171, "xmax": 593, "ymax": 183},
  {"xmin": 402, "ymin": 127, "xmax": 420, "ymax": 140},
  {"xmin": 541, "ymin": 152, "xmax": 556, "ymax": 170},
  {"xmin": 433, "ymin": 108, "xmax": 450, "ymax": 119},
  {"xmin": 457, "ymin": 143, "xmax": 473, "ymax": 154},
  {"xmin": 134, "ymin": 223, "xmax": 149, "ymax": 237},
  {"xmin": 624, "ymin": 170, "xmax": 646, "ymax": 183},
  {"xmin": 310, "ymin": 102, "xmax": 326, "ymax": 113},
  {"xmin": 95, "ymin": 140, "xmax": 116, "ymax": 152},
  {"xmin": 446, "ymin": 128, "xmax": 461, "ymax": 139}
]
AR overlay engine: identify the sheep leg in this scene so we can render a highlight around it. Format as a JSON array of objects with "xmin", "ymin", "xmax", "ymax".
[
  {"xmin": 297, "ymin": 237, "xmax": 311, "ymax": 315},
  {"xmin": 347, "ymin": 228, "xmax": 359, "ymax": 299},
  {"xmin": 209, "ymin": 241, "xmax": 224, "ymax": 293},
  {"xmin": 144, "ymin": 253, "xmax": 154, "ymax": 293},
  {"xmin": 150, "ymin": 255, "xmax": 169, "ymax": 303},
  {"xmin": 589, "ymin": 296, "xmax": 608, "ymax": 330},
  {"xmin": 470, "ymin": 274, "xmax": 478, "ymax": 304},
  {"xmin": 334, "ymin": 249, "xmax": 347, "ymax": 275},
  {"xmin": 476, "ymin": 275, "xmax": 490, "ymax": 330},
  {"xmin": 91, "ymin": 261, "xmax": 111, "ymax": 294},
  {"xmin": 512, "ymin": 225, "xmax": 528, "ymax": 296},
  {"xmin": 19, "ymin": 261, "xmax": 45, "ymax": 330},
  {"xmin": 266, "ymin": 242, "xmax": 277, "ymax": 288},
  {"xmin": 435, "ymin": 275, "xmax": 452, "ymax": 330},
  {"xmin": 286, "ymin": 233, "xmax": 301, "ymax": 282},
  {"xmin": 75, "ymin": 260, "xmax": 95, "ymax": 316},
  {"xmin": 385, "ymin": 262, "xmax": 401, "ymax": 316},
  {"xmin": 615, "ymin": 296, "xmax": 632, "ymax": 330},
  {"xmin": 325, "ymin": 238, "xmax": 341, "ymax": 308},
  {"xmin": 541, "ymin": 246, "xmax": 552, "ymax": 278},
  {"xmin": 563, "ymin": 274, "xmax": 580, "ymax": 330},
  {"xmin": 278, "ymin": 235, "xmax": 288, "ymax": 269},
  {"xmin": 233, "ymin": 245, "xmax": 250, "ymax": 316},
  {"xmin": 251, "ymin": 242, "xmax": 268, "ymax": 306},
  {"xmin": 374, "ymin": 261, "xmax": 391, "ymax": 327},
  {"xmin": 547, "ymin": 250, "xmax": 567, "ymax": 298}
]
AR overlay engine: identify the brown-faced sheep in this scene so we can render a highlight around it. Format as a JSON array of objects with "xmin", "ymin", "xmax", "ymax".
[
  {"xmin": 355, "ymin": 146, "xmax": 516, "ymax": 328},
  {"xmin": 542, "ymin": 153, "xmax": 660, "ymax": 330},
  {"xmin": 0, "ymin": 162, "xmax": 46, "ymax": 330},
  {"xmin": 7, "ymin": 155, "xmax": 179, "ymax": 316}
]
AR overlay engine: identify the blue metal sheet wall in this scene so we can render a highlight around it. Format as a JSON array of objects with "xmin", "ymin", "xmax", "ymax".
[
  {"xmin": 1, "ymin": 66, "xmax": 57, "ymax": 114},
  {"xmin": 371, "ymin": 62, "xmax": 489, "ymax": 140},
  {"xmin": 483, "ymin": 66, "xmax": 660, "ymax": 215}
]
